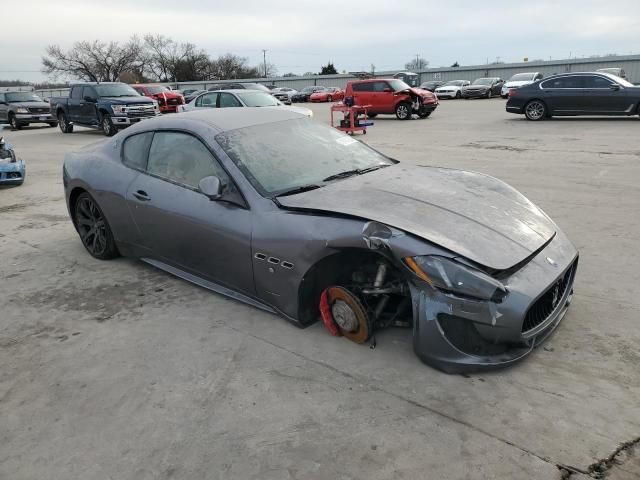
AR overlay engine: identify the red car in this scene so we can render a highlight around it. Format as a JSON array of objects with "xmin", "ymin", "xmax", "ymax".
[
  {"xmin": 309, "ymin": 87, "xmax": 345, "ymax": 103},
  {"xmin": 131, "ymin": 85, "xmax": 184, "ymax": 113},
  {"xmin": 344, "ymin": 79, "xmax": 438, "ymax": 119}
]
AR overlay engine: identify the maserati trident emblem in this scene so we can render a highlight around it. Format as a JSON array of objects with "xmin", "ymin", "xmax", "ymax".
[
  {"xmin": 551, "ymin": 282, "xmax": 561, "ymax": 309},
  {"xmin": 546, "ymin": 257, "xmax": 558, "ymax": 267}
]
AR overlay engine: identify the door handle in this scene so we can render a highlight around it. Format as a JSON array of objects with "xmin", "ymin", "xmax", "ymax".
[{"xmin": 133, "ymin": 190, "xmax": 150, "ymax": 201}]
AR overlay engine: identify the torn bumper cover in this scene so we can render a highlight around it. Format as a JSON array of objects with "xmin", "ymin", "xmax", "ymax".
[
  {"xmin": 410, "ymin": 233, "xmax": 578, "ymax": 373},
  {"xmin": 0, "ymin": 152, "xmax": 25, "ymax": 185}
]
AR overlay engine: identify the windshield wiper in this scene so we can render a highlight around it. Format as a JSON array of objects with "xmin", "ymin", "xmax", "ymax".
[
  {"xmin": 274, "ymin": 184, "xmax": 322, "ymax": 197},
  {"xmin": 322, "ymin": 164, "xmax": 389, "ymax": 182}
]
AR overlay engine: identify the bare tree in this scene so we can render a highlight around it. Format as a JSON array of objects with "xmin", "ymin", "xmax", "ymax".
[
  {"xmin": 142, "ymin": 35, "xmax": 211, "ymax": 81},
  {"xmin": 42, "ymin": 38, "xmax": 144, "ymax": 82},
  {"xmin": 404, "ymin": 56, "xmax": 429, "ymax": 71},
  {"xmin": 208, "ymin": 54, "xmax": 259, "ymax": 80}
]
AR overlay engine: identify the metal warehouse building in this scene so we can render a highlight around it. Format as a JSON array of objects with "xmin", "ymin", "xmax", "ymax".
[{"xmin": 36, "ymin": 54, "xmax": 640, "ymax": 98}]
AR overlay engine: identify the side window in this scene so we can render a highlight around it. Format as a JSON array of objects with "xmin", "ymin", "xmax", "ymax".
[
  {"xmin": 71, "ymin": 86, "xmax": 83, "ymax": 99},
  {"xmin": 352, "ymin": 83, "xmax": 373, "ymax": 92},
  {"xmin": 82, "ymin": 86, "xmax": 97, "ymax": 99},
  {"xmin": 536, "ymin": 73, "xmax": 544, "ymax": 80},
  {"xmin": 147, "ymin": 132, "xmax": 229, "ymax": 189},
  {"xmin": 122, "ymin": 132, "xmax": 153, "ymax": 170},
  {"xmin": 583, "ymin": 76, "xmax": 614, "ymax": 88},
  {"xmin": 372, "ymin": 81, "xmax": 389, "ymax": 92},
  {"xmin": 542, "ymin": 76, "xmax": 582, "ymax": 89},
  {"xmin": 219, "ymin": 93, "xmax": 242, "ymax": 108},
  {"xmin": 0, "ymin": 93, "xmax": 5, "ymax": 103},
  {"xmin": 196, "ymin": 93, "xmax": 218, "ymax": 107}
]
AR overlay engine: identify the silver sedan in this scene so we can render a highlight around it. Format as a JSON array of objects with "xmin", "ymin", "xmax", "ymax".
[{"xmin": 178, "ymin": 89, "xmax": 312, "ymax": 117}]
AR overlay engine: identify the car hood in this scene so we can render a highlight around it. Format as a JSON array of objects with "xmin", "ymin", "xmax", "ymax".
[
  {"xmin": 504, "ymin": 80, "xmax": 533, "ymax": 88},
  {"xmin": 464, "ymin": 84, "xmax": 490, "ymax": 90},
  {"xmin": 150, "ymin": 92, "xmax": 182, "ymax": 99},
  {"xmin": 10, "ymin": 101, "xmax": 51, "ymax": 109},
  {"xmin": 102, "ymin": 96, "xmax": 155, "ymax": 105},
  {"xmin": 277, "ymin": 165, "xmax": 557, "ymax": 270},
  {"xmin": 436, "ymin": 86, "xmax": 462, "ymax": 91}
]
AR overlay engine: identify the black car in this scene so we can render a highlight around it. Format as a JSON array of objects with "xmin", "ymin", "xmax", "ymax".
[
  {"xmin": 183, "ymin": 89, "xmax": 207, "ymax": 103},
  {"xmin": 461, "ymin": 77, "xmax": 505, "ymax": 99},
  {"xmin": 291, "ymin": 86, "xmax": 325, "ymax": 103},
  {"xmin": 506, "ymin": 72, "xmax": 639, "ymax": 121},
  {"xmin": 419, "ymin": 81, "xmax": 445, "ymax": 92}
]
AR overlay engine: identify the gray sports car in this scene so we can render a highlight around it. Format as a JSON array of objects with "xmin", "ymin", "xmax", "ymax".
[{"xmin": 63, "ymin": 108, "xmax": 578, "ymax": 373}]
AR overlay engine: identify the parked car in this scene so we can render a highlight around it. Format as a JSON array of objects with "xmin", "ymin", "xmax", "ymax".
[
  {"xmin": 63, "ymin": 108, "xmax": 578, "ymax": 373},
  {"xmin": 0, "ymin": 91, "xmax": 56, "ymax": 130},
  {"xmin": 271, "ymin": 87, "xmax": 297, "ymax": 104},
  {"xmin": 501, "ymin": 72, "xmax": 544, "ymax": 98},
  {"xmin": 597, "ymin": 68, "xmax": 627, "ymax": 80},
  {"xmin": 345, "ymin": 78, "xmax": 438, "ymax": 119},
  {"xmin": 50, "ymin": 83, "xmax": 159, "ymax": 136},
  {"xmin": 291, "ymin": 86, "xmax": 326, "ymax": 102},
  {"xmin": 184, "ymin": 90, "xmax": 208, "ymax": 103},
  {"xmin": 131, "ymin": 85, "xmax": 184, "ymax": 113},
  {"xmin": 0, "ymin": 126, "xmax": 25, "ymax": 185},
  {"xmin": 309, "ymin": 87, "xmax": 344, "ymax": 102},
  {"xmin": 506, "ymin": 72, "xmax": 639, "ymax": 121},
  {"xmin": 393, "ymin": 72, "xmax": 419, "ymax": 87},
  {"xmin": 462, "ymin": 78, "xmax": 505, "ymax": 99},
  {"xmin": 208, "ymin": 83, "xmax": 271, "ymax": 92},
  {"xmin": 434, "ymin": 80, "xmax": 470, "ymax": 99},
  {"xmin": 419, "ymin": 81, "xmax": 445, "ymax": 92},
  {"xmin": 178, "ymin": 90, "xmax": 312, "ymax": 117}
]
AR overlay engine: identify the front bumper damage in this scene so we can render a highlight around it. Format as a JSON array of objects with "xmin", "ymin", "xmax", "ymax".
[
  {"xmin": 0, "ymin": 157, "xmax": 25, "ymax": 185},
  {"xmin": 410, "ymin": 232, "xmax": 578, "ymax": 373}
]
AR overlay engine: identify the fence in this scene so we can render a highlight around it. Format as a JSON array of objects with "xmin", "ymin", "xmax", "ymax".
[{"xmin": 35, "ymin": 54, "xmax": 640, "ymax": 98}]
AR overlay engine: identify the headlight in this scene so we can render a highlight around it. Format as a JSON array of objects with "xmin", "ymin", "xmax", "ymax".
[
  {"xmin": 15, "ymin": 107, "xmax": 29, "ymax": 114},
  {"xmin": 404, "ymin": 255, "xmax": 507, "ymax": 302},
  {"xmin": 111, "ymin": 105, "xmax": 127, "ymax": 115}
]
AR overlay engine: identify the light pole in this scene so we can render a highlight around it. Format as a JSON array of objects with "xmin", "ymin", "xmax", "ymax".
[{"xmin": 262, "ymin": 49, "xmax": 267, "ymax": 78}]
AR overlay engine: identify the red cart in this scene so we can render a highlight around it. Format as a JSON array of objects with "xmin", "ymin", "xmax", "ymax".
[{"xmin": 330, "ymin": 103, "xmax": 373, "ymax": 135}]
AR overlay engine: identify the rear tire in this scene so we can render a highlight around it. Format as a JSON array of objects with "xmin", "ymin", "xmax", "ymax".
[
  {"xmin": 418, "ymin": 110, "xmax": 431, "ymax": 119},
  {"xmin": 58, "ymin": 112, "xmax": 73, "ymax": 133},
  {"xmin": 395, "ymin": 102, "xmax": 412, "ymax": 120},
  {"xmin": 524, "ymin": 100, "xmax": 547, "ymax": 121},
  {"xmin": 101, "ymin": 114, "xmax": 117, "ymax": 137},
  {"xmin": 73, "ymin": 192, "xmax": 119, "ymax": 260},
  {"xmin": 9, "ymin": 114, "xmax": 21, "ymax": 130}
]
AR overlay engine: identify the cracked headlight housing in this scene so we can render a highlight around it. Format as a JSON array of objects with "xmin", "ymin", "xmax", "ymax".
[{"xmin": 405, "ymin": 255, "xmax": 507, "ymax": 302}]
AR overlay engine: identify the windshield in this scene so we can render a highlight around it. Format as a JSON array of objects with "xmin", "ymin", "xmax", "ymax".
[
  {"xmin": 509, "ymin": 73, "xmax": 535, "ymax": 82},
  {"xmin": 472, "ymin": 78, "xmax": 493, "ymax": 85},
  {"xmin": 95, "ymin": 84, "xmax": 140, "ymax": 97},
  {"xmin": 443, "ymin": 81, "xmax": 466, "ymax": 87},
  {"xmin": 236, "ymin": 91, "xmax": 281, "ymax": 107},
  {"xmin": 146, "ymin": 86, "xmax": 170, "ymax": 94},
  {"xmin": 302, "ymin": 87, "xmax": 316, "ymax": 93},
  {"xmin": 6, "ymin": 92, "xmax": 44, "ymax": 103},
  {"xmin": 216, "ymin": 118, "xmax": 395, "ymax": 196},
  {"xmin": 387, "ymin": 79, "xmax": 411, "ymax": 91}
]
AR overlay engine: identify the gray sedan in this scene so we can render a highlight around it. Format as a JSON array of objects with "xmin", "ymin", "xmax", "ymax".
[{"xmin": 62, "ymin": 109, "xmax": 578, "ymax": 373}]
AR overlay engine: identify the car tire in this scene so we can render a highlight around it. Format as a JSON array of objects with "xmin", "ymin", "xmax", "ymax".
[
  {"xmin": 395, "ymin": 102, "xmax": 412, "ymax": 120},
  {"xmin": 487, "ymin": 89, "xmax": 493, "ymax": 99},
  {"xmin": 74, "ymin": 192, "xmax": 119, "ymax": 260},
  {"xmin": 9, "ymin": 114, "xmax": 21, "ymax": 130},
  {"xmin": 58, "ymin": 112, "xmax": 73, "ymax": 133},
  {"xmin": 418, "ymin": 111, "xmax": 431, "ymax": 119},
  {"xmin": 455, "ymin": 91, "xmax": 461, "ymax": 99},
  {"xmin": 48, "ymin": 122, "xmax": 58, "ymax": 128},
  {"xmin": 367, "ymin": 113, "xmax": 377, "ymax": 118},
  {"xmin": 101, "ymin": 114, "xmax": 117, "ymax": 137},
  {"xmin": 524, "ymin": 100, "xmax": 547, "ymax": 121},
  {"xmin": 327, "ymin": 95, "xmax": 333, "ymax": 102}
]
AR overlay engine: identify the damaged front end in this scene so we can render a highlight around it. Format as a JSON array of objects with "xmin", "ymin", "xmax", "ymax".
[
  {"xmin": 0, "ymin": 132, "xmax": 25, "ymax": 186},
  {"xmin": 320, "ymin": 220, "xmax": 578, "ymax": 373}
]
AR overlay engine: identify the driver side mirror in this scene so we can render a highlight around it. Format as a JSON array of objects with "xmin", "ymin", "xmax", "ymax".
[
  {"xmin": 383, "ymin": 88, "xmax": 392, "ymax": 93},
  {"xmin": 199, "ymin": 175, "xmax": 223, "ymax": 200},
  {"xmin": 609, "ymin": 84, "xmax": 621, "ymax": 91}
]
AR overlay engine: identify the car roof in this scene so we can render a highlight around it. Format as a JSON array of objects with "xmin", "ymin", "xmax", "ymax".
[{"xmin": 142, "ymin": 107, "xmax": 306, "ymax": 133}]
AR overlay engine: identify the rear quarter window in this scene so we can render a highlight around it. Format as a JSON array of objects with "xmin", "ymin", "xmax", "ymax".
[
  {"xmin": 352, "ymin": 83, "xmax": 373, "ymax": 92},
  {"xmin": 122, "ymin": 132, "xmax": 153, "ymax": 171}
]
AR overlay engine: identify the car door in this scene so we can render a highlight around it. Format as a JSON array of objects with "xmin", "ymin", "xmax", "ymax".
[
  {"xmin": 541, "ymin": 76, "xmax": 584, "ymax": 113},
  {"xmin": 125, "ymin": 130, "xmax": 255, "ymax": 295},
  {"xmin": 67, "ymin": 86, "xmax": 85, "ymax": 123},
  {"xmin": 351, "ymin": 82, "xmax": 373, "ymax": 108},
  {"xmin": 0, "ymin": 94, "xmax": 7, "ymax": 122},
  {"xmin": 580, "ymin": 75, "xmax": 631, "ymax": 113},
  {"xmin": 80, "ymin": 86, "xmax": 99, "ymax": 125},
  {"xmin": 372, "ymin": 81, "xmax": 395, "ymax": 113},
  {"xmin": 494, "ymin": 79, "xmax": 505, "ymax": 96}
]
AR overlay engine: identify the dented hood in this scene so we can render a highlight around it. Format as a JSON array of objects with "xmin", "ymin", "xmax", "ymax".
[{"xmin": 277, "ymin": 165, "xmax": 557, "ymax": 270}]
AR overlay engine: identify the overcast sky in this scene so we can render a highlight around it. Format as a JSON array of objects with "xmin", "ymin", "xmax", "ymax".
[{"xmin": 3, "ymin": 0, "xmax": 640, "ymax": 82}]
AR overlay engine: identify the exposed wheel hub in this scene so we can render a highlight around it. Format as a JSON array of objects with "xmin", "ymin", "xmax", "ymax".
[{"xmin": 331, "ymin": 300, "xmax": 358, "ymax": 332}]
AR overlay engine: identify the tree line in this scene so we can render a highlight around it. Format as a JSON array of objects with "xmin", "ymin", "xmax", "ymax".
[{"xmin": 41, "ymin": 34, "xmax": 278, "ymax": 83}]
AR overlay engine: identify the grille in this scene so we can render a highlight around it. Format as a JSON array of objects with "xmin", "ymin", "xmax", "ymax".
[
  {"xmin": 168, "ymin": 98, "xmax": 179, "ymax": 105},
  {"xmin": 29, "ymin": 107, "xmax": 50, "ymax": 113},
  {"xmin": 126, "ymin": 105, "xmax": 155, "ymax": 118},
  {"xmin": 522, "ymin": 261, "xmax": 577, "ymax": 333}
]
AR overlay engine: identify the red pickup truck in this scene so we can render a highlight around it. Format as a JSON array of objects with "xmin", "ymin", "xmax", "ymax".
[
  {"xmin": 344, "ymin": 78, "xmax": 438, "ymax": 119},
  {"xmin": 131, "ymin": 85, "xmax": 184, "ymax": 113}
]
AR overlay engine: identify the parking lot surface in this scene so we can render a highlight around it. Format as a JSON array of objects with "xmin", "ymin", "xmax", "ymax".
[{"xmin": 1, "ymin": 99, "xmax": 639, "ymax": 479}]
